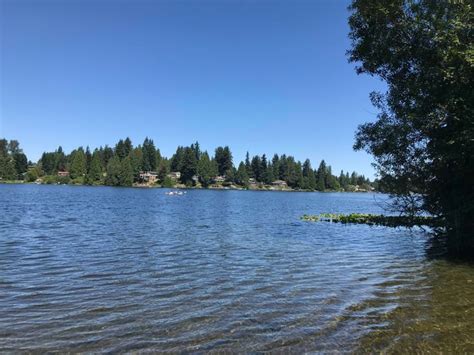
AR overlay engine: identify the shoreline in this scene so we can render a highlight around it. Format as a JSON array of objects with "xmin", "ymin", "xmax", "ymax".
[{"xmin": 0, "ymin": 180, "xmax": 378, "ymax": 193}]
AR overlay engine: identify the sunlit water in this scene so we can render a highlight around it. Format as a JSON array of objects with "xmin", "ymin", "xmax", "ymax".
[{"xmin": 1, "ymin": 185, "xmax": 473, "ymax": 352}]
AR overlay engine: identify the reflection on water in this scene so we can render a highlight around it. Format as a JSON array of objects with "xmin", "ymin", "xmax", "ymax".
[{"xmin": 0, "ymin": 185, "xmax": 473, "ymax": 352}]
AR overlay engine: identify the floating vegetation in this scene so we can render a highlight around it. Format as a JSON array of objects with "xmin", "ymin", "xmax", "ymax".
[{"xmin": 300, "ymin": 213, "xmax": 441, "ymax": 228}]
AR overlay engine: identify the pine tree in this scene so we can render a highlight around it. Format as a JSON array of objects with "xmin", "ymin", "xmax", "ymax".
[
  {"xmin": 87, "ymin": 150, "xmax": 102, "ymax": 183},
  {"xmin": 251, "ymin": 155, "xmax": 262, "ymax": 181},
  {"xmin": 245, "ymin": 151, "xmax": 252, "ymax": 177},
  {"xmin": 124, "ymin": 137, "xmax": 132, "ymax": 157},
  {"xmin": 180, "ymin": 147, "xmax": 197, "ymax": 185},
  {"xmin": 105, "ymin": 156, "xmax": 121, "ymax": 186},
  {"xmin": 115, "ymin": 139, "xmax": 127, "ymax": 160},
  {"xmin": 235, "ymin": 161, "xmax": 249, "ymax": 187},
  {"xmin": 170, "ymin": 146, "xmax": 184, "ymax": 172},
  {"xmin": 85, "ymin": 146, "xmax": 92, "ymax": 172},
  {"xmin": 55, "ymin": 146, "xmax": 67, "ymax": 172},
  {"xmin": 0, "ymin": 139, "xmax": 8, "ymax": 157},
  {"xmin": 119, "ymin": 156, "xmax": 134, "ymax": 186},
  {"xmin": 316, "ymin": 160, "xmax": 327, "ymax": 191},
  {"xmin": 272, "ymin": 154, "xmax": 280, "ymax": 180},
  {"xmin": 70, "ymin": 148, "xmax": 87, "ymax": 179},
  {"xmin": 191, "ymin": 141, "xmax": 201, "ymax": 161},
  {"xmin": 129, "ymin": 147, "xmax": 143, "ymax": 177},
  {"xmin": 102, "ymin": 146, "xmax": 114, "ymax": 167},
  {"xmin": 157, "ymin": 159, "xmax": 170, "ymax": 182},
  {"xmin": 197, "ymin": 151, "xmax": 214, "ymax": 187},
  {"xmin": 263, "ymin": 164, "xmax": 274, "ymax": 184},
  {"xmin": 214, "ymin": 146, "xmax": 233, "ymax": 176},
  {"xmin": 302, "ymin": 159, "xmax": 316, "ymax": 190},
  {"xmin": 142, "ymin": 137, "xmax": 157, "ymax": 171},
  {"xmin": 13, "ymin": 153, "xmax": 28, "ymax": 179}
]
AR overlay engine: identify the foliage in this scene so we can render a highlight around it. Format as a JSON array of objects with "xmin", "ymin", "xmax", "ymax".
[
  {"xmin": 0, "ymin": 139, "xmax": 27, "ymax": 180},
  {"xmin": 162, "ymin": 176, "xmax": 174, "ymax": 188},
  {"xmin": 180, "ymin": 147, "xmax": 197, "ymax": 185},
  {"xmin": 301, "ymin": 213, "xmax": 441, "ymax": 228},
  {"xmin": 70, "ymin": 148, "xmax": 87, "ymax": 179},
  {"xmin": 197, "ymin": 151, "xmax": 216, "ymax": 187},
  {"xmin": 119, "ymin": 156, "xmax": 134, "ymax": 186},
  {"xmin": 142, "ymin": 137, "xmax": 158, "ymax": 171},
  {"xmin": 2, "ymin": 136, "xmax": 376, "ymax": 193},
  {"xmin": 105, "ymin": 156, "xmax": 121, "ymax": 186},
  {"xmin": 86, "ymin": 150, "xmax": 102, "ymax": 184},
  {"xmin": 348, "ymin": 0, "xmax": 474, "ymax": 256},
  {"xmin": 214, "ymin": 146, "xmax": 233, "ymax": 176}
]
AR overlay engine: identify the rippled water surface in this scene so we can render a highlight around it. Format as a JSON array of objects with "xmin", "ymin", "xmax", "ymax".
[{"xmin": 1, "ymin": 184, "xmax": 473, "ymax": 352}]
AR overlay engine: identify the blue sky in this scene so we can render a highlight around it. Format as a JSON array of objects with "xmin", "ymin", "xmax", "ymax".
[{"xmin": 1, "ymin": 0, "xmax": 384, "ymax": 177}]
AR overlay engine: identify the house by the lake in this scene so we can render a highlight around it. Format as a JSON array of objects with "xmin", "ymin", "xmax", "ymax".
[
  {"xmin": 57, "ymin": 171, "xmax": 70, "ymax": 177},
  {"xmin": 139, "ymin": 171, "xmax": 158, "ymax": 184},
  {"xmin": 167, "ymin": 171, "xmax": 181, "ymax": 180},
  {"xmin": 272, "ymin": 180, "xmax": 288, "ymax": 188},
  {"xmin": 213, "ymin": 175, "xmax": 226, "ymax": 183}
]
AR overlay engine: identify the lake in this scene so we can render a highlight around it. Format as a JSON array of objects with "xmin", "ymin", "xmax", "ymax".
[{"xmin": 1, "ymin": 184, "xmax": 473, "ymax": 352}]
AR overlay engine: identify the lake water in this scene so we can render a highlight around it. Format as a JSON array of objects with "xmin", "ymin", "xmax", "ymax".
[{"xmin": 1, "ymin": 184, "xmax": 473, "ymax": 352}]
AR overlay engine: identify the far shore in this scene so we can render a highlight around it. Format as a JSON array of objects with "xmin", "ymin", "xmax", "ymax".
[{"xmin": 0, "ymin": 179, "xmax": 377, "ymax": 193}]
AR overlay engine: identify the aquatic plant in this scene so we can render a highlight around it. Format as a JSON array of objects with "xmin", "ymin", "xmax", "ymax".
[{"xmin": 300, "ymin": 213, "xmax": 441, "ymax": 228}]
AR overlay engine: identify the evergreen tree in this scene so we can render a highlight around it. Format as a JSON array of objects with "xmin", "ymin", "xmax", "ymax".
[
  {"xmin": 114, "ymin": 138, "xmax": 134, "ymax": 161},
  {"xmin": 115, "ymin": 139, "xmax": 127, "ymax": 160},
  {"xmin": 157, "ymin": 159, "xmax": 170, "ymax": 182},
  {"xmin": 191, "ymin": 141, "xmax": 201, "ymax": 161},
  {"xmin": 295, "ymin": 161, "xmax": 304, "ymax": 189},
  {"xmin": 85, "ymin": 146, "xmax": 92, "ymax": 172},
  {"xmin": 40, "ymin": 152, "xmax": 56, "ymax": 175},
  {"xmin": 279, "ymin": 154, "xmax": 288, "ymax": 181},
  {"xmin": 129, "ymin": 147, "xmax": 143, "ymax": 178},
  {"xmin": 316, "ymin": 160, "xmax": 327, "ymax": 191},
  {"xmin": 105, "ymin": 156, "xmax": 121, "ymax": 186},
  {"xmin": 326, "ymin": 166, "xmax": 340, "ymax": 190},
  {"xmin": 197, "ymin": 151, "xmax": 214, "ymax": 187},
  {"xmin": 119, "ymin": 156, "xmax": 134, "ymax": 186},
  {"xmin": 142, "ymin": 137, "xmax": 157, "ymax": 171},
  {"xmin": 245, "ymin": 151, "xmax": 252, "ymax": 177},
  {"xmin": 235, "ymin": 161, "xmax": 249, "ymax": 187},
  {"xmin": 87, "ymin": 150, "xmax": 102, "ymax": 183},
  {"xmin": 251, "ymin": 155, "xmax": 262, "ymax": 181},
  {"xmin": 214, "ymin": 146, "xmax": 233, "ymax": 176},
  {"xmin": 272, "ymin": 154, "xmax": 280, "ymax": 180},
  {"xmin": 263, "ymin": 163, "xmax": 274, "ymax": 184},
  {"xmin": 302, "ymin": 159, "xmax": 316, "ymax": 190},
  {"xmin": 285, "ymin": 156, "xmax": 299, "ymax": 187},
  {"xmin": 124, "ymin": 137, "xmax": 132, "ymax": 157},
  {"xmin": 55, "ymin": 146, "xmax": 67, "ymax": 172},
  {"xmin": 0, "ymin": 139, "xmax": 7, "ymax": 157},
  {"xmin": 13, "ymin": 153, "xmax": 28, "ymax": 179},
  {"xmin": 180, "ymin": 147, "xmax": 198, "ymax": 185},
  {"xmin": 170, "ymin": 146, "xmax": 184, "ymax": 172},
  {"xmin": 261, "ymin": 154, "xmax": 268, "ymax": 174},
  {"xmin": 70, "ymin": 148, "xmax": 87, "ymax": 179},
  {"xmin": 102, "ymin": 146, "xmax": 114, "ymax": 167}
]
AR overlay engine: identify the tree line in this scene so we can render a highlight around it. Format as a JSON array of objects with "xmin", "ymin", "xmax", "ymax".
[
  {"xmin": 0, "ymin": 139, "xmax": 28, "ymax": 180},
  {"xmin": 0, "ymin": 137, "xmax": 375, "ymax": 191}
]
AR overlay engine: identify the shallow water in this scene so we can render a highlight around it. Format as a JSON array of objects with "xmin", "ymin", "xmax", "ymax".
[{"xmin": 0, "ymin": 184, "xmax": 473, "ymax": 352}]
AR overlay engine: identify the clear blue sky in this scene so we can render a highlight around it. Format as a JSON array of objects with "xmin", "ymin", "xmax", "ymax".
[{"xmin": 1, "ymin": 0, "xmax": 384, "ymax": 178}]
